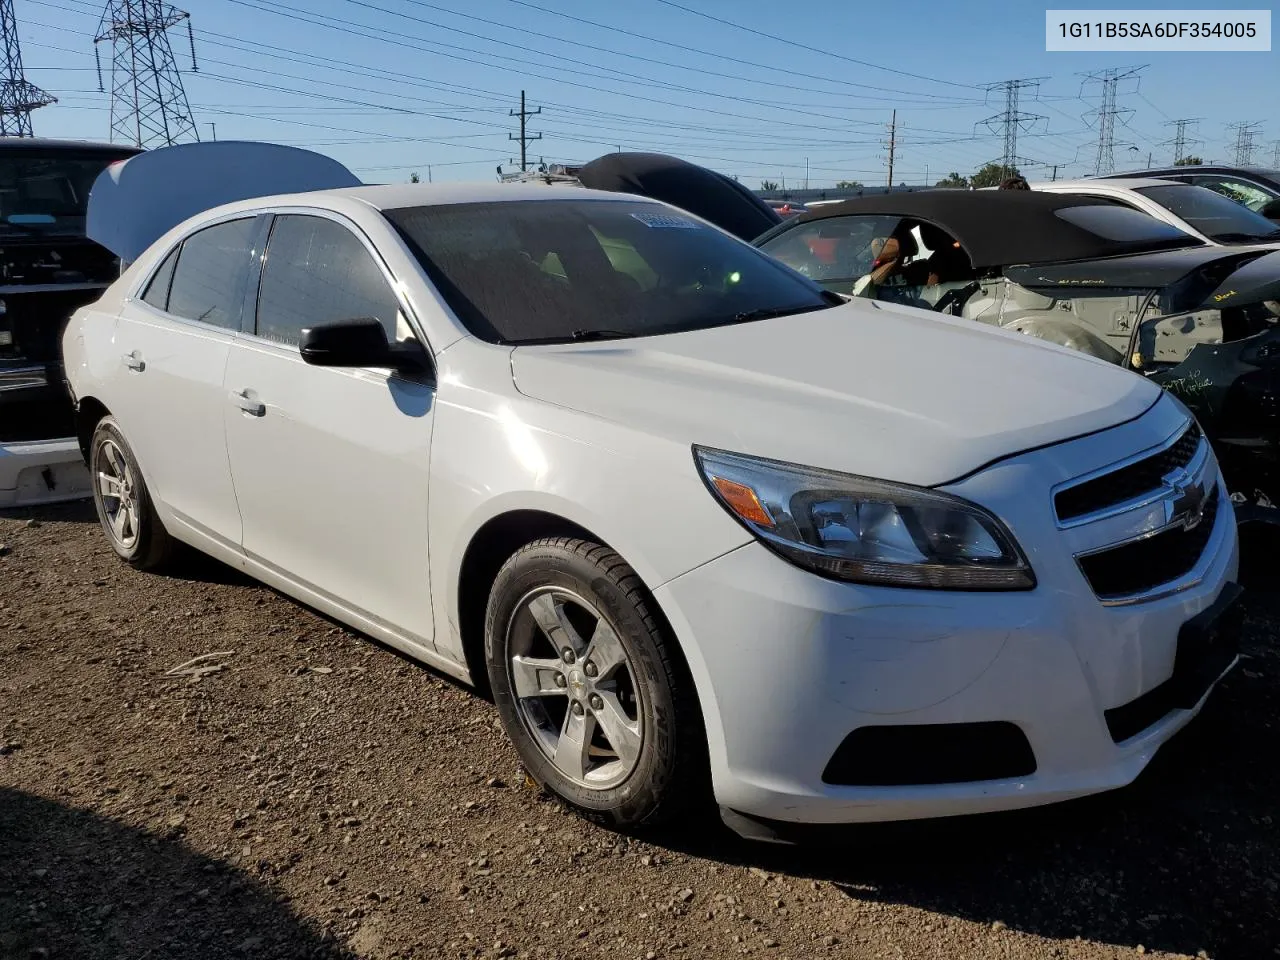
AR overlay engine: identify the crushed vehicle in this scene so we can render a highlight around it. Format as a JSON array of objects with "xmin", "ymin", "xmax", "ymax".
[
  {"xmin": 0, "ymin": 137, "xmax": 140, "ymax": 507},
  {"xmin": 61, "ymin": 141, "xmax": 1249, "ymax": 839},
  {"xmin": 750, "ymin": 191, "xmax": 1280, "ymax": 508}
]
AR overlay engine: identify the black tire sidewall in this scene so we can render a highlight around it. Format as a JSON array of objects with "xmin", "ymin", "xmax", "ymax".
[{"xmin": 485, "ymin": 541, "xmax": 683, "ymax": 827}]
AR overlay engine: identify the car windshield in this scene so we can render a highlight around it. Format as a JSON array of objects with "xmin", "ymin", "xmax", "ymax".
[
  {"xmin": 1136, "ymin": 184, "xmax": 1280, "ymax": 243},
  {"xmin": 0, "ymin": 151, "xmax": 136, "ymax": 238},
  {"xmin": 384, "ymin": 199, "xmax": 836, "ymax": 344}
]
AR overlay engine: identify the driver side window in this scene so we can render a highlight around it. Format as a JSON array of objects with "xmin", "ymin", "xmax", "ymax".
[{"xmin": 255, "ymin": 214, "xmax": 408, "ymax": 348}]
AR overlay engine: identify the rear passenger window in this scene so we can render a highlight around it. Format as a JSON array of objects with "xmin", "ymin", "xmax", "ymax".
[
  {"xmin": 166, "ymin": 218, "xmax": 257, "ymax": 330},
  {"xmin": 141, "ymin": 246, "xmax": 178, "ymax": 310},
  {"xmin": 255, "ymin": 214, "xmax": 404, "ymax": 348}
]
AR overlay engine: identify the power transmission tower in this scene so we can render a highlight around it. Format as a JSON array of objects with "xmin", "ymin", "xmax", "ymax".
[
  {"xmin": 977, "ymin": 77, "xmax": 1047, "ymax": 177},
  {"xmin": 884, "ymin": 109, "xmax": 897, "ymax": 187},
  {"xmin": 1080, "ymin": 66, "xmax": 1144, "ymax": 174},
  {"xmin": 1272, "ymin": 140, "xmax": 1280, "ymax": 168},
  {"xmin": 1161, "ymin": 118, "xmax": 1202, "ymax": 164},
  {"xmin": 94, "ymin": 0, "xmax": 199, "ymax": 148},
  {"xmin": 1225, "ymin": 121, "xmax": 1263, "ymax": 166},
  {"xmin": 0, "ymin": 0, "xmax": 55, "ymax": 136},
  {"xmin": 509, "ymin": 90, "xmax": 541, "ymax": 172}
]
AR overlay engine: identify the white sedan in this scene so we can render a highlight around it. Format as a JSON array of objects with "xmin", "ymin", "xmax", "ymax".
[
  {"xmin": 63, "ymin": 144, "xmax": 1241, "ymax": 839},
  {"xmin": 1033, "ymin": 177, "xmax": 1280, "ymax": 248}
]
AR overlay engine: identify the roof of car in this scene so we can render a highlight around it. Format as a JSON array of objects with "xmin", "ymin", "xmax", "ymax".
[
  {"xmin": 760, "ymin": 188, "xmax": 1201, "ymax": 268},
  {"xmin": 1100, "ymin": 165, "xmax": 1280, "ymax": 180},
  {"xmin": 0, "ymin": 136, "xmax": 141, "ymax": 155},
  {"xmin": 327, "ymin": 181, "xmax": 654, "ymax": 210},
  {"xmin": 1034, "ymin": 177, "xmax": 1186, "ymax": 190}
]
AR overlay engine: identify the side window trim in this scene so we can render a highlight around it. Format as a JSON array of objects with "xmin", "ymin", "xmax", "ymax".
[
  {"xmin": 245, "ymin": 207, "xmax": 429, "ymax": 356},
  {"xmin": 240, "ymin": 212, "xmax": 275, "ymax": 337}
]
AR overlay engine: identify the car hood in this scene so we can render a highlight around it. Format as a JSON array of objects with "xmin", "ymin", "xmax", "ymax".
[{"xmin": 509, "ymin": 299, "xmax": 1161, "ymax": 487}]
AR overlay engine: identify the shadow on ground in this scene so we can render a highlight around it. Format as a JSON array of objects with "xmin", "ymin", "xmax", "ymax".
[
  {"xmin": 0, "ymin": 788, "xmax": 354, "ymax": 960},
  {"xmin": 661, "ymin": 590, "xmax": 1280, "ymax": 959}
]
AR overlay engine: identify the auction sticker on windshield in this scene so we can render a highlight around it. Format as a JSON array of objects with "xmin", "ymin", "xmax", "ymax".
[
  {"xmin": 1046, "ymin": 9, "xmax": 1271, "ymax": 50},
  {"xmin": 630, "ymin": 212, "xmax": 701, "ymax": 229}
]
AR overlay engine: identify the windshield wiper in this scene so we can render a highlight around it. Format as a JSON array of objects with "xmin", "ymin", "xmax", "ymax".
[
  {"xmin": 1212, "ymin": 231, "xmax": 1278, "ymax": 243},
  {"xmin": 506, "ymin": 329, "xmax": 636, "ymax": 345},
  {"xmin": 732, "ymin": 301, "xmax": 833, "ymax": 324}
]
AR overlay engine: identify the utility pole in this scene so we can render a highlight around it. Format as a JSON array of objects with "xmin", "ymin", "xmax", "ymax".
[
  {"xmin": 978, "ymin": 77, "xmax": 1047, "ymax": 178},
  {"xmin": 885, "ymin": 109, "xmax": 896, "ymax": 187},
  {"xmin": 1162, "ymin": 118, "xmax": 1202, "ymax": 164},
  {"xmin": 1080, "ymin": 66, "xmax": 1144, "ymax": 175},
  {"xmin": 804, "ymin": 156, "xmax": 809, "ymax": 191},
  {"xmin": 508, "ymin": 90, "xmax": 541, "ymax": 172},
  {"xmin": 95, "ymin": 0, "xmax": 199, "ymax": 147},
  {"xmin": 0, "ymin": 0, "xmax": 55, "ymax": 136},
  {"xmin": 1049, "ymin": 163, "xmax": 1061, "ymax": 181},
  {"xmin": 1226, "ymin": 121, "xmax": 1263, "ymax": 166},
  {"xmin": 208, "ymin": 121, "xmax": 215, "ymax": 141}
]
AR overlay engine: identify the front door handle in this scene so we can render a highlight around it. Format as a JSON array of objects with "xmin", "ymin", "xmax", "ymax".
[
  {"xmin": 122, "ymin": 350, "xmax": 145, "ymax": 372},
  {"xmin": 231, "ymin": 389, "xmax": 266, "ymax": 417}
]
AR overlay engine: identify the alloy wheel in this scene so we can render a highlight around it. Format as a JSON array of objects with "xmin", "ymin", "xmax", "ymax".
[
  {"xmin": 94, "ymin": 437, "xmax": 140, "ymax": 552},
  {"xmin": 505, "ymin": 587, "xmax": 644, "ymax": 790}
]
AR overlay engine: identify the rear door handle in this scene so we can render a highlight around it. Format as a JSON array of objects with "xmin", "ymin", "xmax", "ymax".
[
  {"xmin": 231, "ymin": 389, "xmax": 266, "ymax": 417},
  {"xmin": 122, "ymin": 351, "xmax": 145, "ymax": 372}
]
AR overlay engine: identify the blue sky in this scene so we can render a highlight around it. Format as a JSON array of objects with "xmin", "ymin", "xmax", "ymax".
[{"xmin": 18, "ymin": 0, "xmax": 1280, "ymax": 186}]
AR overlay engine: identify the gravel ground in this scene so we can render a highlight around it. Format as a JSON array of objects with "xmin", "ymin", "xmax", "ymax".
[{"xmin": 2, "ymin": 502, "xmax": 1277, "ymax": 960}]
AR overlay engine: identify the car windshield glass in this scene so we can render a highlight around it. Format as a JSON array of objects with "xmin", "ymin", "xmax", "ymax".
[
  {"xmin": 384, "ymin": 199, "xmax": 835, "ymax": 344},
  {"xmin": 1136, "ymin": 184, "xmax": 1280, "ymax": 242},
  {"xmin": 0, "ymin": 151, "xmax": 135, "ymax": 237}
]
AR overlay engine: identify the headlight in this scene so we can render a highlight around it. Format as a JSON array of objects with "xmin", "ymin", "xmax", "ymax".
[{"xmin": 694, "ymin": 446, "xmax": 1035, "ymax": 590}]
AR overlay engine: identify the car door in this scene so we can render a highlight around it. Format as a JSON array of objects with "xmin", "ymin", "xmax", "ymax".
[
  {"xmin": 109, "ymin": 215, "xmax": 265, "ymax": 550},
  {"xmin": 222, "ymin": 210, "xmax": 436, "ymax": 645}
]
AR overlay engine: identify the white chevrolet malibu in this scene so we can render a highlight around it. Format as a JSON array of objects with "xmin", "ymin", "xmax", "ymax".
[{"xmin": 63, "ymin": 147, "xmax": 1242, "ymax": 840}]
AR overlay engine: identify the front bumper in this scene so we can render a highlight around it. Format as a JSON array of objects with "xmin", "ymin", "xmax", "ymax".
[
  {"xmin": 0, "ymin": 437, "xmax": 91, "ymax": 507},
  {"xmin": 657, "ymin": 517, "xmax": 1238, "ymax": 827}
]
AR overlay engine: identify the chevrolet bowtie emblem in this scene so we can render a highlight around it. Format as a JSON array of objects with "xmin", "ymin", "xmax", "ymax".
[{"xmin": 1166, "ymin": 468, "xmax": 1207, "ymax": 531}]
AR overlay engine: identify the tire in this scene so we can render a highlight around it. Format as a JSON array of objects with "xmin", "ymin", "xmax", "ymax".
[
  {"xmin": 89, "ymin": 416, "xmax": 177, "ymax": 571},
  {"xmin": 485, "ymin": 538, "xmax": 706, "ymax": 829}
]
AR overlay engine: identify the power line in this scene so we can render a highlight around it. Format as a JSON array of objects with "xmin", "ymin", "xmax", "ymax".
[
  {"xmin": 646, "ymin": 0, "xmax": 981, "ymax": 92},
  {"xmin": 1080, "ymin": 66, "xmax": 1144, "ymax": 174},
  {"xmin": 0, "ymin": 0, "xmax": 56, "ymax": 135},
  {"xmin": 93, "ymin": 0, "xmax": 198, "ymax": 147},
  {"xmin": 386, "ymin": 0, "xmax": 977, "ymax": 106},
  {"xmin": 978, "ymin": 77, "xmax": 1047, "ymax": 176}
]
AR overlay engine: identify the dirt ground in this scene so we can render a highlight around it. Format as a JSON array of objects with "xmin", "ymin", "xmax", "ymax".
[{"xmin": 2, "ymin": 502, "xmax": 1277, "ymax": 960}]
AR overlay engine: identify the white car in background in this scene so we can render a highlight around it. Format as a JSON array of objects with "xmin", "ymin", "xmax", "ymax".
[
  {"xmin": 62, "ymin": 142, "xmax": 1243, "ymax": 841},
  {"xmin": 1033, "ymin": 177, "xmax": 1280, "ymax": 248}
]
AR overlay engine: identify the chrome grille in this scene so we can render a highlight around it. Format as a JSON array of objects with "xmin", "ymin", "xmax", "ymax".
[{"xmin": 1054, "ymin": 421, "xmax": 1201, "ymax": 524}]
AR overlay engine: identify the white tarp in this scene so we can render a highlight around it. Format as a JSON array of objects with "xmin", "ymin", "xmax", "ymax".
[{"xmin": 86, "ymin": 141, "xmax": 362, "ymax": 263}]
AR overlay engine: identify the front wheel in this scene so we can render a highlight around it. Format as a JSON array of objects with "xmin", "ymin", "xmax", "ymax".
[{"xmin": 485, "ymin": 538, "xmax": 706, "ymax": 829}]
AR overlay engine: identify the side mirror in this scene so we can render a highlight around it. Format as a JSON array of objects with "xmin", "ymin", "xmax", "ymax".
[
  {"xmin": 1259, "ymin": 198, "xmax": 1280, "ymax": 222},
  {"xmin": 299, "ymin": 317, "xmax": 432, "ymax": 379}
]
